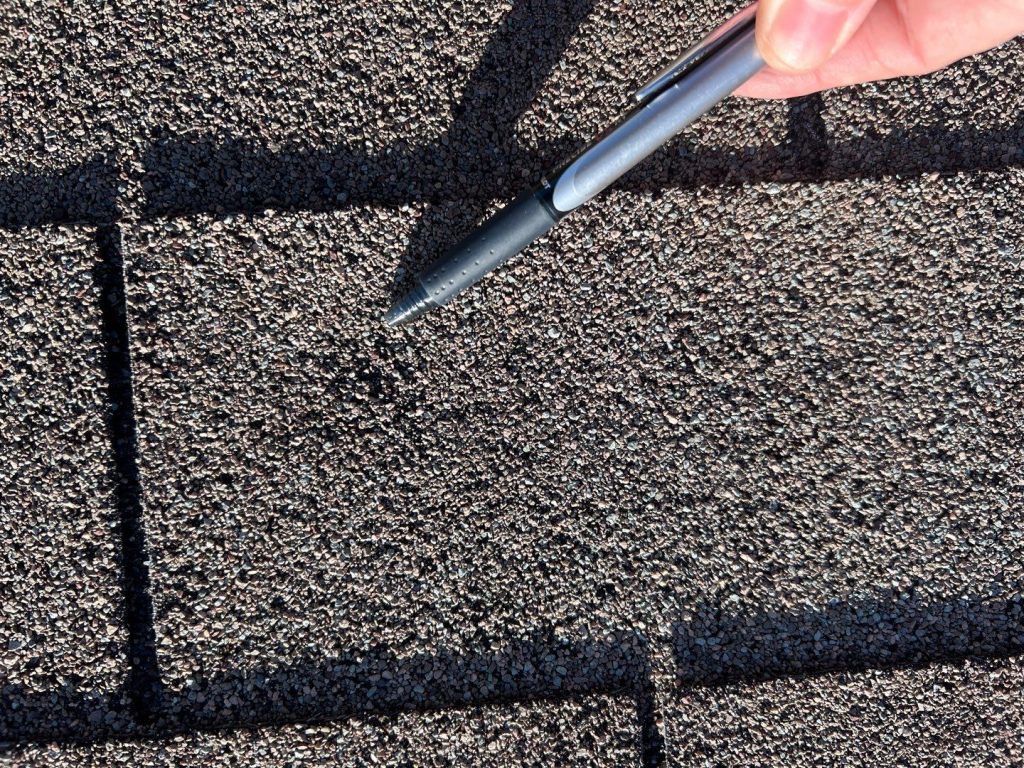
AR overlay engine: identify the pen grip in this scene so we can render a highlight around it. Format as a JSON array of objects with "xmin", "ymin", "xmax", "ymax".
[{"xmin": 419, "ymin": 188, "xmax": 560, "ymax": 307}]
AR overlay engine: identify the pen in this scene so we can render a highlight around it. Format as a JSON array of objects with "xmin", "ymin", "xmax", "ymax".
[{"xmin": 385, "ymin": 3, "xmax": 765, "ymax": 327}]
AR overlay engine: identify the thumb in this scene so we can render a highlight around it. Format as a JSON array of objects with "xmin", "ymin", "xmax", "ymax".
[{"xmin": 755, "ymin": 0, "xmax": 880, "ymax": 73}]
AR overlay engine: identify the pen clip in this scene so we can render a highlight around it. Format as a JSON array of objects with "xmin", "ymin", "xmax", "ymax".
[{"xmin": 632, "ymin": 2, "xmax": 759, "ymax": 104}]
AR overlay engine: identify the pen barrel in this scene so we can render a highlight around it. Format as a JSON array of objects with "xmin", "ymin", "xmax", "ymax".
[
  {"xmin": 551, "ymin": 23, "xmax": 763, "ymax": 212},
  {"xmin": 419, "ymin": 187, "xmax": 561, "ymax": 307}
]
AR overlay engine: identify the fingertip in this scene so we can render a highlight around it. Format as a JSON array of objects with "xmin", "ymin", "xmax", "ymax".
[
  {"xmin": 753, "ymin": 10, "xmax": 809, "ymax": 75},
  {"xmin": 734, "ymin": 70, "xmax": 826, "ymax": 99},
  {"xmin": 753, "ymin": 0, "xmax": 794, "ymax": 73},
  {"xmin": 755, "ymin": 0, "xmax": 879, "ymax": 73}
]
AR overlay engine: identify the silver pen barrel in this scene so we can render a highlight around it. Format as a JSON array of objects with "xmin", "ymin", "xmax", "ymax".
[
  {"xmin": 633, "ymin": 3, "xmax": 759, "ymax": 105},
  {"xmin": 550, "ymin": 14, "xmax": 763, "ymax": 212}
]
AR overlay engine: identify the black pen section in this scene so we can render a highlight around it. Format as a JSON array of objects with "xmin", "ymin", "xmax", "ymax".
[{"xmin": 385, "ymin": 184, "xmax": 565, "ymax": 326}]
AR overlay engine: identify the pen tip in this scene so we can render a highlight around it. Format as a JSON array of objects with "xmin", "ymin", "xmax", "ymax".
[{"xmin": 384, "ymin": 283, "xmax": 432, "ymax": 328}]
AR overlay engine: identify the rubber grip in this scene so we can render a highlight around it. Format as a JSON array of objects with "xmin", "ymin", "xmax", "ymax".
[{"xmin": 420, "ymin": 188, "xmax": 559, "ymax": 306}]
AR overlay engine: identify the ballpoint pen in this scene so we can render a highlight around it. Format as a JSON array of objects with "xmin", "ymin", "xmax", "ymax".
[{"xmin": 384, "ymin": 2, "xmax": 765, "ymax": 327}]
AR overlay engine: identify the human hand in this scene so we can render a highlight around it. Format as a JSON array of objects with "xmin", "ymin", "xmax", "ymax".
[{"xmin": 737, "ymin": 0, "xmax": 1024, "ymax": 99}]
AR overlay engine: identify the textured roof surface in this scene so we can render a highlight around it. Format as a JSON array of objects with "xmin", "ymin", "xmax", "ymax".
[
  {"xmin": 668, "ymin": 655, "xmax": 1024, "ymax": 766},
  {"xmin": 0, "ymin": 226, "xmax": 131, "ymax": 740},
  {"xmin": 1, "ymin": 0, "xmax": 1022, "ymax": 764},
  {"xmin": 8, "ymin": 696, "xmax": 638, "ymax": 767}
]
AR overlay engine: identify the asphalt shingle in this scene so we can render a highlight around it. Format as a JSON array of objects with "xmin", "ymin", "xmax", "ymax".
[
  {"xmin": 123, "ymin": 207, "xmax": 653, "ymax": 725},
  {"xmin": 667, "ymin": 655, "xmax": 1024, "ymax": 767},
  {"xmin": 2, "ymin": 0, "xmax": 1023, "ymax": 761},
  {"xmin": 0, "ymin": 5, "xmax": 120, "ymax": 228},
  {"xmin": 0, "ymin": 226, "xmax": 130, "ymax": 741},
  {"xmin": 133, "ymin": 0, "xmax": 793, "ymax": 219},
  {"xmin": 128, "ymin": 0, "xmax": 510, "ymax": 216},
  {"xmin": 823, "ymin": 38, "xmax": 1024, "ymax": 177},
  {"xmin": 122, "ymin": 169, "xmax": 1022, "ymax": 737},
  {"xmin": 8, "ymin": 695, "xmax": 638, "ymax": 767}
]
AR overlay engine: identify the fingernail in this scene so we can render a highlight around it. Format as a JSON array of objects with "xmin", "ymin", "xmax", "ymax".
[{"xmin": 768, "ymin": 0, "xmax": 852, "ymax": 71}]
